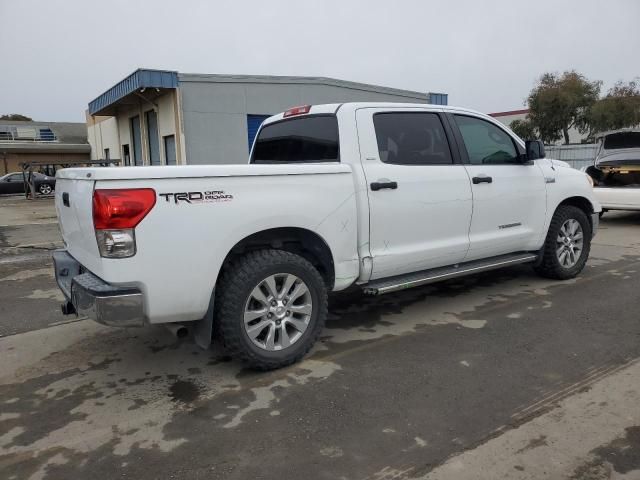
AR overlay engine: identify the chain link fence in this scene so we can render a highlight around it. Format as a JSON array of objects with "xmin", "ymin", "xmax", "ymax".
[{"xmin": 545, "ymin": 144, "xmax": 598, "ymax": 170}]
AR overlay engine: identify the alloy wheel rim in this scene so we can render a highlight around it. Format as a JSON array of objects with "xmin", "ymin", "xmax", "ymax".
[
  {"xmin": 40, "ymin": 184, "xmax": 52, "ymax": 195},
  {"xmin": 556, "ymin": 219, "xmax": 584, "ymax": 268},
  {"xmin": 243, "ymin": 273, "xmax": 313, "ymax": 351}
]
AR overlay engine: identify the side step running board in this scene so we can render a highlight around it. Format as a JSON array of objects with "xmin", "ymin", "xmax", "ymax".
[{"xmin": 362, "ymin": 253, "xmax": 538, "ymax": 295}]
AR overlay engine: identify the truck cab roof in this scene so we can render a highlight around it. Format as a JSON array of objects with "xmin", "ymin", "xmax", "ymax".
[{"xmin": 261, "ymin": 102, "xmax": 498, "ymax": 127}]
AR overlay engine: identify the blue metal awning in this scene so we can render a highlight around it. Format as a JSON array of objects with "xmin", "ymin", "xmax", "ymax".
[{"xmin": 88, "ymin": 69, "xmax": 178, "ymax": 115}]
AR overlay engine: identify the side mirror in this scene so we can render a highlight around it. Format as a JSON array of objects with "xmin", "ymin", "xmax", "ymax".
[{"xmin": 525, "ymin": 140, "xmax": 545, "ymax": 160}]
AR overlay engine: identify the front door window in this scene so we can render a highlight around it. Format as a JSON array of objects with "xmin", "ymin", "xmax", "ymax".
[{"xmin": 454, "ymin": 115, "xmax": 519, "ymax": 165}]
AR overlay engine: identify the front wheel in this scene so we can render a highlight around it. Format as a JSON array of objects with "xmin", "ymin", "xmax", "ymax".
[
  {"xmin": 534, "ymin": 205, "xmax": 591, "ymax": 280},
  {"xmin": 215, "ymin": 249, "xmax": 328, "ymax": 370}
]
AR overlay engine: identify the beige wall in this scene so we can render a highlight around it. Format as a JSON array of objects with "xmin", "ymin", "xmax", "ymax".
[
  {"xmin": 87, "ymin": 113, "xmax": 120, "ymax": 161},
  {"xmin": 87, "ymin": 90, "xmax": 179, "ymax": 166}
]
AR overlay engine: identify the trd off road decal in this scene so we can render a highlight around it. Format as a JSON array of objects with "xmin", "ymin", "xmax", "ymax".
[{"xmin": 159, "ymin": 191, "xmax": 233, "ymax": 204}]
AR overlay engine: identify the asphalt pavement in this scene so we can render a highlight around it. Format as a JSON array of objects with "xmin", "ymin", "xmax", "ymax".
[{"xmin": 1, "ymin": 196, "xmax": 640, "ymax": 480}]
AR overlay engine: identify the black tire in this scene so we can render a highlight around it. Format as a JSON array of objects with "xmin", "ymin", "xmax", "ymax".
[
  {"xmin": 215, "ymin": 249, "xmax": 328, "ymax": 370},
  {"xmin": 38, "ymin": 183, "xmax": 53, "ymax": 195},
  {"xmin": 534, "ymin": 205, "xmax": 591, "ymax": 280}
]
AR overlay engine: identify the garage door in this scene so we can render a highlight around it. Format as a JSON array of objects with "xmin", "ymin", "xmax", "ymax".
[{"xmin": 247, "ymin": 115, "xmax": 271, "ymax": 151}]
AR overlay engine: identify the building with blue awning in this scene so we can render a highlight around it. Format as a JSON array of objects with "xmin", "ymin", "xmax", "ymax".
[{"xmin": 87, "ymin": 69, "xmax": 445, "ymax": 166}]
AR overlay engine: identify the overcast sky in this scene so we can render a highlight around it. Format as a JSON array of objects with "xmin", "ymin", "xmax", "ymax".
[{"xmin": 1, "ymin": 0, "xmax": 638, "ymax": 122}]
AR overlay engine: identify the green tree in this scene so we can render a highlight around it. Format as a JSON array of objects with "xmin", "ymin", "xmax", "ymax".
[
  {"xmin": 527, "ymin": 71, "xmax": 601, "ymax": 144},
  {"xmin": 0, "ymin": 114, "xmax": 33, "ymax": 121},
  {"xmin": 509, "ymin": 118, "xmax": 537, "ymax": 140},
  {"xmin": 587, "ymin": 79, "xmax": 640, "ymax": 135}
]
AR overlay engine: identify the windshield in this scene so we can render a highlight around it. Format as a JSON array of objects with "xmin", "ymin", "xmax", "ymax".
[
  {"xmin": 251, "ymin": 115, "xmax": 339, "ymax": 164},
  {"xmin": 603, "ymin": 132, "xmax": 640, "ymax": 150}
]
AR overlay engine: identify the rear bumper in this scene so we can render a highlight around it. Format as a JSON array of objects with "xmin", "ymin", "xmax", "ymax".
[{"xmin": 52, "ymin": 250, "xmax": 146, "ymax": 327}]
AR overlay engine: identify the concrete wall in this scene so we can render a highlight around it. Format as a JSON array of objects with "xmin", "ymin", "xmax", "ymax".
[{"xmin": 179, "ymin": 80, "xmax": 428, "ymax": 165}]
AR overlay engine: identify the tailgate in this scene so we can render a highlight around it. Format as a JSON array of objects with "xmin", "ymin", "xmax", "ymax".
[{"xmin": 54, "ymin": 177, "xmax": 102, "ymax": 273}]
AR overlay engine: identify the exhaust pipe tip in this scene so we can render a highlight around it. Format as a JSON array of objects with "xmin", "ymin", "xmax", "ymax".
[
  {"xmin": 166, "ymin": 323, "xmax": 190, "ymax": 339},
  {"xmin": 175, "ymin": 326, "xmax": 189, "ymax": 339}
]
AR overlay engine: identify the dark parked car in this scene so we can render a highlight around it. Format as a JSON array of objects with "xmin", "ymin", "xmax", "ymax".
[{"xmin": 0, "ymin": 172, "xmax": 56, "ymax": 195}]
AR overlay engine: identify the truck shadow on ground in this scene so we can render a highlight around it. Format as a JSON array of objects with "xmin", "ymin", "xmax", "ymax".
[{"xmin": 599, "ymin": 210, "xmax": 640, "ymax": 226}]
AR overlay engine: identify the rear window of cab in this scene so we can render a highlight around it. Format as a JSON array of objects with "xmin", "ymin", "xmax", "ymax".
[
  {"xmin": 251, "ymin": 115, "xmax": 339, "ymax": 164},
  {"xmin": 603, "ymin": 132, "xmax": 640, "ymax": 150}
]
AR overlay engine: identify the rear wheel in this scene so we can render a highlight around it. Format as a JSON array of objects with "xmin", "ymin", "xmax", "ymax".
[
  {"xmin": 38, "ymin": 183, "xmax": 52, "ymax": 195},
  {"xmin": 534, "ymin": 205, "xmax": 591, "ymax": 280},
  {"xmin": 215, "ymin": 249, "xmax": 328, "ymax": 370}
]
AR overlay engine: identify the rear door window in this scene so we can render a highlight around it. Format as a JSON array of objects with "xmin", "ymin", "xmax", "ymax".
[
  {"xmin": 251, "ymin": 116, "xmax": 339, "ymax": 163},
  {"xmin": 373, "ymin": 112, "xmax": 453, "ymax": 165}
]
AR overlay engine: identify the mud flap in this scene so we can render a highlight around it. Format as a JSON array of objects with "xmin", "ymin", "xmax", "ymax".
[{"xmin": 193, "ymin": 291, "xmax": 214, "ymax": 349}]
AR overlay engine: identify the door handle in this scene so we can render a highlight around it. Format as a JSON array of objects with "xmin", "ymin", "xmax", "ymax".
[
  {"xmin": 472, "ymin": 175, "xmax": 493, "ymax": 184},
  {"xmin": 370, "ymin": 181, "xmax": 398, "ymax": 191}
]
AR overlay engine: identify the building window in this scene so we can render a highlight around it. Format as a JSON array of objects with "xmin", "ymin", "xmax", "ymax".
[
  {"xmin": 130, "ymin": 116, "xmax": 142, "ymax": 166},
  {"xmin": 39, "ymin": 128, "xmax": 55, "ymax": 141},
  {"xmin": 145, "ymin": 110, "xmax": 160, "ymax": 165},
  {"xmin": 0, "ymin": 125, "xmax": 56, "ymax": 141},
  {"xmin": 164, "ymin": 135, "xmax": 177, "ymax": 165},
  {"xmin": 0, "ymin": 126, "xmax": 12, "ymax": 140}
]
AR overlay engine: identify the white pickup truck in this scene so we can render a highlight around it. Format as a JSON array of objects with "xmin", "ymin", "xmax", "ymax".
[{"xmin": 54, "ymin": 102, "xmax": 600, "ymax": 369}]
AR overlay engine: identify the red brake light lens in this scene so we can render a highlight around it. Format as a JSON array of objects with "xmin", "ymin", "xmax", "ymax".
[
  {"xmin": 283, "ymin": 105, "xmax": 311, "ymax": 117},
  {"xmin": 93, "ymin": 189, "xmax": 156, "ymax": 230}
]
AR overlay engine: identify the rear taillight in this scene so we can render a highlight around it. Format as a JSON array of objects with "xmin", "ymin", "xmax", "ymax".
[
  {"xmin": 93, "ymin": 189, "xmax": 156, "ymax": 229},
  {"xmin": 93, "ymin": 189, "xmax": 156, "ymax": 258}
]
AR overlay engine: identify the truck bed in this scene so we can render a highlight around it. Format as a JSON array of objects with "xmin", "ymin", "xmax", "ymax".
[{"xmin": 55, "ymin": 164, "xmax": 359, "ymax": 324}]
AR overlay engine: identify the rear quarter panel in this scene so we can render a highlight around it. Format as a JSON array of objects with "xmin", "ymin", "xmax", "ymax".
[{"xmin": 93, "ymin": 169, "xmax": 358, "ymax": 324}]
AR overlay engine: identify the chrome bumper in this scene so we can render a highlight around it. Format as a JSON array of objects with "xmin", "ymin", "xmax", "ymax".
[
  {"xmin": 591, "ymin": 212, "xmax": 599, "ymax": 238},
  {"xmin": 52, "ymin": 250, "xmax": 145, "ymax": 327}
]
